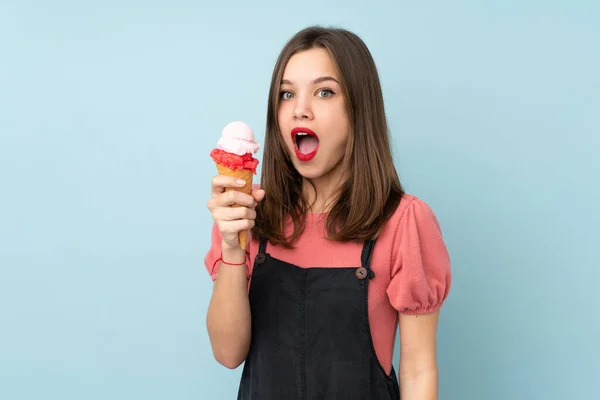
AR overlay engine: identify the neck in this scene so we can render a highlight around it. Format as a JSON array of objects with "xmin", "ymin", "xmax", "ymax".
[{"xmin": 302, "ymin": 165, "xmax": 346, "ymax": 214}]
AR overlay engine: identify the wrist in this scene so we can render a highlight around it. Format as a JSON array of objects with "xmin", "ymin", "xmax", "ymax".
[{"xmin": 221, "ymin": 241, "xmax": 247, "ymax": 264}]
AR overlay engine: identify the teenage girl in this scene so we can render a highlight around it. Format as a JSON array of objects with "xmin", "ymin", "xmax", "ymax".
[{"xmin": 205, "ymin": 26, "xmax": 452, "ymax": 400}]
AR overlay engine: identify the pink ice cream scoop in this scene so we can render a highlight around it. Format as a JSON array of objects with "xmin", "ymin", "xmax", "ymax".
[{"xmin": 217, "ymin": 121, "xmax": 261, "ymax": 156}]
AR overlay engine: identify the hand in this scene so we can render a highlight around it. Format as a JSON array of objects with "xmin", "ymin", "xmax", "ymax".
[{"xmin": 207, "ymin": 175, "xmax": 265, "ymax": 250}]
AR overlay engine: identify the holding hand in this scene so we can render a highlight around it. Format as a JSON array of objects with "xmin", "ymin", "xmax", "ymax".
[{"xmin": 207, "ymin": 175, "xmax": 265, "ymax": 250}]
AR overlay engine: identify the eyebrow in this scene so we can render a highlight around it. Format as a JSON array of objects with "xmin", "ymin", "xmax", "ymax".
[{"xmin": 281, "ymin": 76, "xmax": 339, "ymax": 85}]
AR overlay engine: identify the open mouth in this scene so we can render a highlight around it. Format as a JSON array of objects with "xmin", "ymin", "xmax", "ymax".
[{"xmin": 291, "ymin": 127, "xmax": 320, "ymax": 161}]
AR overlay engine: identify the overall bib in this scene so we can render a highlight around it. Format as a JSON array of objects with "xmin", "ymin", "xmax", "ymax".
[{"xmin": 237, "ymin": 238, "xmax": 401, "ymax": 399}]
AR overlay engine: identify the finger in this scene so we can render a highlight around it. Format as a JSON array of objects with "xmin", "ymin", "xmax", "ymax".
[
  {"xmin": 218, "ymin": 190, "xmax": 256, "ymax": 208},
  {"xmin": 211, "ymin": 175, "xmax": 247, "ymax": 196},
  {"xmin": 218, "ymin": 219, "xmax": 255, "ymax": 235},
  {"xmin": 251, "ymin": 189, "xmax": 266, "ymax": 203},
  {"xmin": 213, "ymin": 206, "xmax": 256, "ymax": 222}
]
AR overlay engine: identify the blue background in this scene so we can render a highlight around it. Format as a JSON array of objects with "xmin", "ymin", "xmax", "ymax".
[{"xmin": 1, "ymin": 1, "xmax": 598, "ymax": 399}]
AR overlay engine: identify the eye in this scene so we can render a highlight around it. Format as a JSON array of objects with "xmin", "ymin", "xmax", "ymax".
[
  {"xmin": 317, "ymin": 89, "xmax": 335, "ymax": 98},
  {"xmin": 280, "ymin": 91, "xmax": 294, "ymax": 100}
]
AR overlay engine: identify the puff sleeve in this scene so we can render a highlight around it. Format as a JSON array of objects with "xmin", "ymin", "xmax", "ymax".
[{"xmin": 386, "ymin": 198, "xmax": 452, "ymax": 315}]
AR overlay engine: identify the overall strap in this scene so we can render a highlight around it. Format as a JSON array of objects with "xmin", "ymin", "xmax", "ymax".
[
  {"xmin": 360, "ymin": 240, "xmax": 377, "ymax": 279},
  {"xmin": 258, "ymin": 237, "xmax": 268, "ymax": 254}
]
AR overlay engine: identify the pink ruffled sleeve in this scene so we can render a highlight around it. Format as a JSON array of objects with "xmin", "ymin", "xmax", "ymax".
[{"xmin": 386, "ymin": 198, "xmax": 452, "ymax": 315}]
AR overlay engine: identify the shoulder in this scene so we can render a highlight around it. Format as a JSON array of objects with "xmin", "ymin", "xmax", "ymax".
[
  {"xmin": 375, "ymin": 193, "xmax": 447, "ymax": 264},
  {"xmin": 384, "ymin": 194, "xmax": 442, "ymax": 234}
]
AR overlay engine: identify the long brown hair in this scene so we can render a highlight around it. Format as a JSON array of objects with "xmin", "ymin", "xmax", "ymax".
[{"xmin": 252, "ymin": 26, "xmax": 404, "ymax": 247}]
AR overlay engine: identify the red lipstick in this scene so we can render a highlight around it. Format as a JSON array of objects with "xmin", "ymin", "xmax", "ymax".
[{"xmin": 291, "ymin": 127, "xmax": 319, "ymax": 162}]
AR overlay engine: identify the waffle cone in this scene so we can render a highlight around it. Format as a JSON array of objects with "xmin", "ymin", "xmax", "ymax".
[{"xmin": 216, "ymin": 163, "xmax": 253, "ymax": 250}]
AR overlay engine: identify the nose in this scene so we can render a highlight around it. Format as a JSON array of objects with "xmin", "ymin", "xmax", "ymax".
[{"xmin": 293, "ymin": 95, "xmax": 313, "ymax": 121}]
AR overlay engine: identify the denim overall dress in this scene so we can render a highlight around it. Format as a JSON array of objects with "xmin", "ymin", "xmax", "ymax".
[{"xmin": 236, "ymin": 237, "xmax": 401, "ymax": 399}]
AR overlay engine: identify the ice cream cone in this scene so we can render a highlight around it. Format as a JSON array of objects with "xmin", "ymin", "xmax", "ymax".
[
  {"xmin": 216, "ymin": 163, "xmax": 253, "ymax": 250},
  {"xmin": 210, "ymin": 121, "xmax": 260, "ymax": 251}
]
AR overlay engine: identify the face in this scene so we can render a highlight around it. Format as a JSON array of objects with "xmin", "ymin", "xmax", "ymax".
[{"xmin": 277, "ymin": 47, "xmax": 351, "ymax": 182}]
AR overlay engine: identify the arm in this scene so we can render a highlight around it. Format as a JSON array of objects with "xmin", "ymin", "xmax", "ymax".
[
  {"xmin": 205, "ymin": 176, "xmax": 265, "ymax": 369},
  {"xmin": 206, "ymin": 243, "xmax": 251, "ymax": 369},
  {"xmin": 387, "ymin": 198, "xmax": 451, "ymax": 398},
  {"xmin": 398, "ymin": 310, "xmax": 440, "ymax": 400}
]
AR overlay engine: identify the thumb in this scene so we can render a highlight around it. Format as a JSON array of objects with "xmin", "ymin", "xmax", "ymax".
[{"xmin": 251, "ymin": 188, "xmax": 266, "ymax": 203}]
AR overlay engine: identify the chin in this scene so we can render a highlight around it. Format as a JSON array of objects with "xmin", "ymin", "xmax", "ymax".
[
  {"xmin": 293, "ymin": 162, "xmax": 340, "ymax": 182},
  {"xmin": 292, "ymin": 164, "xmax": 323, "ymax": 180},
  {"xmin": 287, "ymin": 149, "xmax": 343, "ymax": 181}
]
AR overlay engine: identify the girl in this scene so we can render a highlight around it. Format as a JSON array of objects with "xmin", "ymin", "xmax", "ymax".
[{"xmin": 205, "ymin": 26, "xmax": 451, "ymax": 400}]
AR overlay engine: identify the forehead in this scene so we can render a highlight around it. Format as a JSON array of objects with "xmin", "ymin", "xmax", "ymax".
[{"xmin": 282, "ymin": 48, "xmax": 338, "ymax": 82}]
